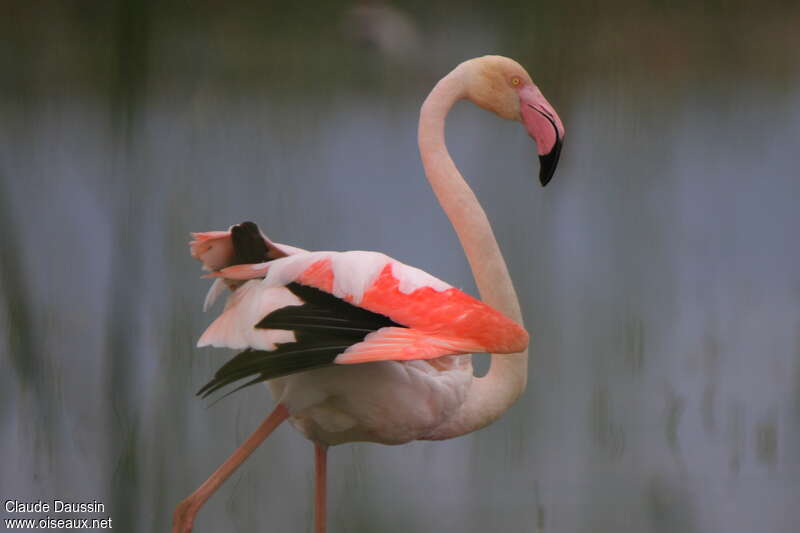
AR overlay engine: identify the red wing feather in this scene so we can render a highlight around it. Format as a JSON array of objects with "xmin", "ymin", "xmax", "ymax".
[{"xmin": 335, "ymin": 327, "xmax": 483, "ymax": 364}]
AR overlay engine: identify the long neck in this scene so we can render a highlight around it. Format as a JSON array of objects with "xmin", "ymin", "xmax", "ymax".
[{"xmin": 419, "ymin": 66, "xmax": 528, "ymax": 440}]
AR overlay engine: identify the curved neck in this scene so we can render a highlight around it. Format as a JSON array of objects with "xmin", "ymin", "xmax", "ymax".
[{"xmin": 419, "ymin": 66, "xmax": 528, "ymax": 440}]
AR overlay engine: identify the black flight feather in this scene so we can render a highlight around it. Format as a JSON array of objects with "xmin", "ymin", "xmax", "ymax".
[
  {"xmin": 231, "ymin": 221, "xmax": 274, "ymax": 264},
  {"xmin": 197, "ymin": 282, "xmax": 406, "ymax": 399}
]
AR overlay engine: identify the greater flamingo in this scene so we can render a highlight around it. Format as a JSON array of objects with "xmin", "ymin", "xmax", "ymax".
[{"xmin": 174, "ymin": 55, "xmax": 564, "ymax": 533}]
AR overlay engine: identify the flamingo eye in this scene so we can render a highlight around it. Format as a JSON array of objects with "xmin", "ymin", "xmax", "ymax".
[{"xmin": 511, "ymin": 76, "xmax": 521, "ymax": 87}]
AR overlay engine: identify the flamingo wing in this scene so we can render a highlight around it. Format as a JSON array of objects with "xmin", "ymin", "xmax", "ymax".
[{"xmin": 191, "ymin": 223, "xmax": 528, "ymax": 400}]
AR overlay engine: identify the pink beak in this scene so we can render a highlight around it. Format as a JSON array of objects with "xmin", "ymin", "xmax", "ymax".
[{"xmin": 518, "ymin": 84, "xmax": 565, "ymax": 186}]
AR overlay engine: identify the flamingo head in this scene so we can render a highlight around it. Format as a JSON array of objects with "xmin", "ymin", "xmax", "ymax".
[{"xmin": 462, "ymin": 55, "xmax": 565, "ymax": 186}]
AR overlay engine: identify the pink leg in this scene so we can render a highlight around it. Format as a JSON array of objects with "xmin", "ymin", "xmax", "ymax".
[
  {"xmin": 315, "ymin": 442, "xmax": 328, "ymax": 533},
  {"xmin": 173, "ymin": 403, "xmax": 290, "ymax": 533}
]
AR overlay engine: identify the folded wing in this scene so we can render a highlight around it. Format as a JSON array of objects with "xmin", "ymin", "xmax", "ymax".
[{"xmin": 190, "ymin": 223, "xmax": 529, "ymax": 400}]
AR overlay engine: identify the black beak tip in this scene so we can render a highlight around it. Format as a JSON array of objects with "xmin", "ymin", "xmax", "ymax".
[
  {"xmin": 538, "ymin": 138, "xmax": 563, "ymax": 187},
  {"xmin": 539, "ymin": 166, "xmax": 555, "ymax": 187}
]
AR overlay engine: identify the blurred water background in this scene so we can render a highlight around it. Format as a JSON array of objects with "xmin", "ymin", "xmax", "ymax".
[{"xmin": 1, "ymin": 1, "xmax": 799, "ymax": 532}]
